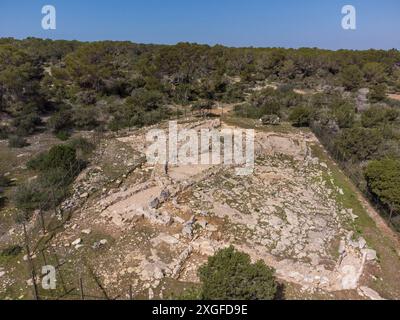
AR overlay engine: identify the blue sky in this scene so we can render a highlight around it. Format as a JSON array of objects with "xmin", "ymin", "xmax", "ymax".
[{"xmin": 0, "ymin": 0, "xmax": 399, "ymax": 49}]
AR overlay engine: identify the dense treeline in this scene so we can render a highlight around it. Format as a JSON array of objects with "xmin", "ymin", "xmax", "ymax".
[
  {"xmin": 1, "ymin": 38, "xmax": 400, "ymax": 140},
  {"xmin": 1, "ymin": 37, "xmax": 400, "ymax": 228}
]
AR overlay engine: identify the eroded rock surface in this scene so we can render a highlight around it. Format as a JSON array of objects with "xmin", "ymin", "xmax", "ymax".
[{"xmin": 7, "ymin": 119, "xmax": 380, "ymax": 299}]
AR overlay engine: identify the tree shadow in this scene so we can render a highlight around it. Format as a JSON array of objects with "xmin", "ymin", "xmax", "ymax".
[{"xmin": 274, "ymin": 282, "xmax": 286, "ymax": 300}]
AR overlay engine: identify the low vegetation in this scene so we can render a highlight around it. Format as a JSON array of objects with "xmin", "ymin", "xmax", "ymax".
[
  {"xmin": 14, "ymin": 141, "xmax": 90, "ymax": 213},
  {"xmin": 365, "ymin": 159, "xmax": 400, "ymax": 228},
  {"xmin": 198, "ymin": 246, "xmax": 277, "ymax": 300},
  {"xmin": 0, "ymin": 173, "xmax": 10, "ymax": 208}
]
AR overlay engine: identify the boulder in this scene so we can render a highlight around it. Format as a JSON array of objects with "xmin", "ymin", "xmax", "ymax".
[
  {"xmin": 362, "ymin": 249, "xmax": 377, "ymax": 261},
  {"xmin": 71, "ymin": 238, "xmax": 82, "ymax": 246},
  {"xmin": 159, "ymin": 189, "xmax": 170, "ymax": 202},
  {"xmin": 182, "ymin": 224, "xmax": 193, "ymax": 237},
  {"xmin": 149, "ymin": 197, "xmax": 160, "ymax": 209},
  {"xmin": 196, "ymin": 220, "xmax": 208, "ymax": 229},
  {"xmin": 358, "ymin": 286, "xmax": 385, "ymax": 300},
  {"xmin": 358, "ymin": 237, "xmax": 366, "ymax": 249},
  {"xmin": 182, "ymin": 216, "xmax": 196, "ymax": 237},
  {"xmin": 260, "ymin": 114, "xmax": 280, "ymax": 126},
  {"xmin": 173, "ymin": 216, "xmax": 185, "ymax": 224}
]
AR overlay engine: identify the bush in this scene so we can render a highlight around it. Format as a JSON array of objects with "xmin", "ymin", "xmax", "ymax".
[
  {"xmin": 365, "ymin": 159, "xmax": 400, "ymax": 223},
  {"xmin": 17, "ymin": 144, "xmax": 85, "ymax": 212},
  {"xmin": 0, "ymin": 245, "xmax": 22, "ymax": 257},
  {"xmin": 110, "ymin": 101, "xmax": 170, "ymax": 130},
  {"xmin": 13, "ymin": 113, "xmax": 42, "ymax": 136},
  {"xmin": 332, "ymin": 103, "xmax": 355, "ymax": 129},
  {"xmin": 361, "ymin": 106, "xmax": 399, "ymax": 128},
  {"xmin": 0, "ymin": 125, "xmax": 10, "ymax": 139},
  {"xmin": 14, "ymin": 181, "xmax": 46, "ymax": 211},
  {"xmin": 48, "ymin": 109, "xmax": 73, "ymax": 134},
  {"xmin": 222, "ymin": 83, "xmax": 245, "ymax": 103},
  {"xmin": 130, "ymin": 89, "xmax": 165, "ymax": 111},
  {"xmin": 198, "ymin": 246, "xmax": 277, "ymax": 300},
  {"xmin": 192, "ymin": 100, "xmax": 214, "ymax": 117},
  {"xmin": 76, "ymin": 90, "xmax": 97, "ymax": 105},
  {"xmin": 340, "ymin": 65, "xmax": 363, "ymax": 91},
  {"xmin": 72, "ymin": 106, "xmax": 99, "ymax": 130},
  {"xmin": 261, "ymin": 114, "xmax": 281, "ymax": 126},
  {"xmin": 56, "ymin": 131, "xmax": 70, "ymax": 141},
  {"xmin": 334, "ymin": 127, "xmax": 383, "ymax": 162},
  {"xmin": 14, "ymin": 167, "xmax": 74, "ymax": 212},
  {"xmin": 234, "ymin": 103, "xmax": 265, "ymax": 119},
  {"xmin": 289, "ymin": 106, "xmax": 311, "ymax": 127},
  {"xmin": 0, "ymin": 174, "xmax": 10, "ymax": 208},
  {"xmin": 8, "ymin": 135, "xmax": 29, "ymax": 148},
  {"xmin": 235, "ymin": 88, "xmax": 303, "ymax": 119},
  {"xmin": 0, "ymin": 175, "xmax": 10, "ymax": 188},
  {"xmin": 368, "ymin": 84, "xmax": 387, "ymax": 103},
  {"xmin": 28, "ymin": 144, "xmax": 79, "ymax": 172},
  {"xmin": 363, "ymin": 62, "xmax": 386, "ymax": 84},
  {"xmin": 171, "ymin": 287, "xmax": 203, "ymax": 300},
  {"xmin": 68, "ymin": 137, "xmax": 95, "ymax": 158}
]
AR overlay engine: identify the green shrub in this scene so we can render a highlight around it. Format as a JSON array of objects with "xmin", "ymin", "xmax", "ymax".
[
  {"xmin": 48, "ymin": 109, "xmax": 73, "ymax": 134},
  {"xmin": 334, "ymin": 127, "xmax": 383, "ymax": 162},
  {"xmin": 0, "ymin": 174, "xmax": 10, "ymax": 208},
  {"xmin": 8, "ymin": 135, "xmax": 29, "ymax": 148},
  {"xmin": 365, "ymin": 159, "xmax": 400, "ymax": 224},
  {"xmin": 289, "ymin": 106, "xmax": 311, "ymax": 127},
  {"xmin": 198, "ymin": 246, "xmax": 277, "ymax": 300},
  {"xmin": 368, "ymin": 84, "xmax": 387, "ymax": 103},
  {"xmin": 68, "ymin": 137, "xmax": 95, "ymax": 156},
  {"xmin": 17, "ymin": 144, "xmax": 85, "ymax": 212},
  {"xmin": 56, "ymin": 130, "xmax": 70, "ymax": 141},
  {"xmin": 14, "ymin": 181, "xmax": 46, "ymax": 211},
  {"xmin": 361, "ymin": 106, "xmax": 399, "ymax": 128},
  {"xmin": 108, "ymin": 118, "xmax": 123, "ymax": 132},
  {"xmin": 234, "ymin": 88, "xmax": 303, "ymax": 119},
  {"xmin": 28, "ymin": 144, "xmax": 80, "ymax": 172},
  {"xmin": 0, "ymin": 125, "xmax": 10, "ymax": 139},
  {"xmin": 222, "ymin": 83, "xmax": 245, "ymax": 103},
  {"xmin": 340, "ymin": 65, "xmax": 363, "ymax": 91},
  {"xmin": 170, "ymin": 287, "xmax": 203, "ymax": 300},
  {"xmin": 332, "ymin": 103, "xmax": 355, "ymax": 129},
  {"xmin": 1, "ymin": 245, "xmax": 22, "ymax": 257},
  {"xmin": 0, "ymin": 195, "xmax": 5, "ymax": 208},
  {"xmin": 14, "ymin": 168, "xmax": 72, "ymax": 212},
  {"xmin": 0, "ymin": 175, "xmax": 10, "ymax": 188},
  {"xmin": 72, "ymin": 106, "xmax": 99, "ymax": 130},
  {"xmin": 13, "ymin": 113, "xmax": 42, "ymax": 136},
  {"xmin": 130, "ymin": 89, "xmax": 165, "ymax": 111},
  {"xmin": 234, "ymin": 103, "xmax": 265, "ymax": 119}
]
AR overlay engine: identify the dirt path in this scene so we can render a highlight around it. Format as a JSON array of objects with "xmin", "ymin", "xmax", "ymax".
[
  {"xmin": 355, "ymin": 192, "xmax": 400, "ymax": 256},
  {"xmin": 388, "ymin": 93, "xmax": 400, "ymax": 101},
  {"xmin": 209, "ymin": 103, "xmax": 235, "ymax": 116}
]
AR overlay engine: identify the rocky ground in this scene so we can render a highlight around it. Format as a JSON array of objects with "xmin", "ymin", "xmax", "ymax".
[{"xmin": 0, "ymin": 117, "xmax": 399, "ymax": 300}]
